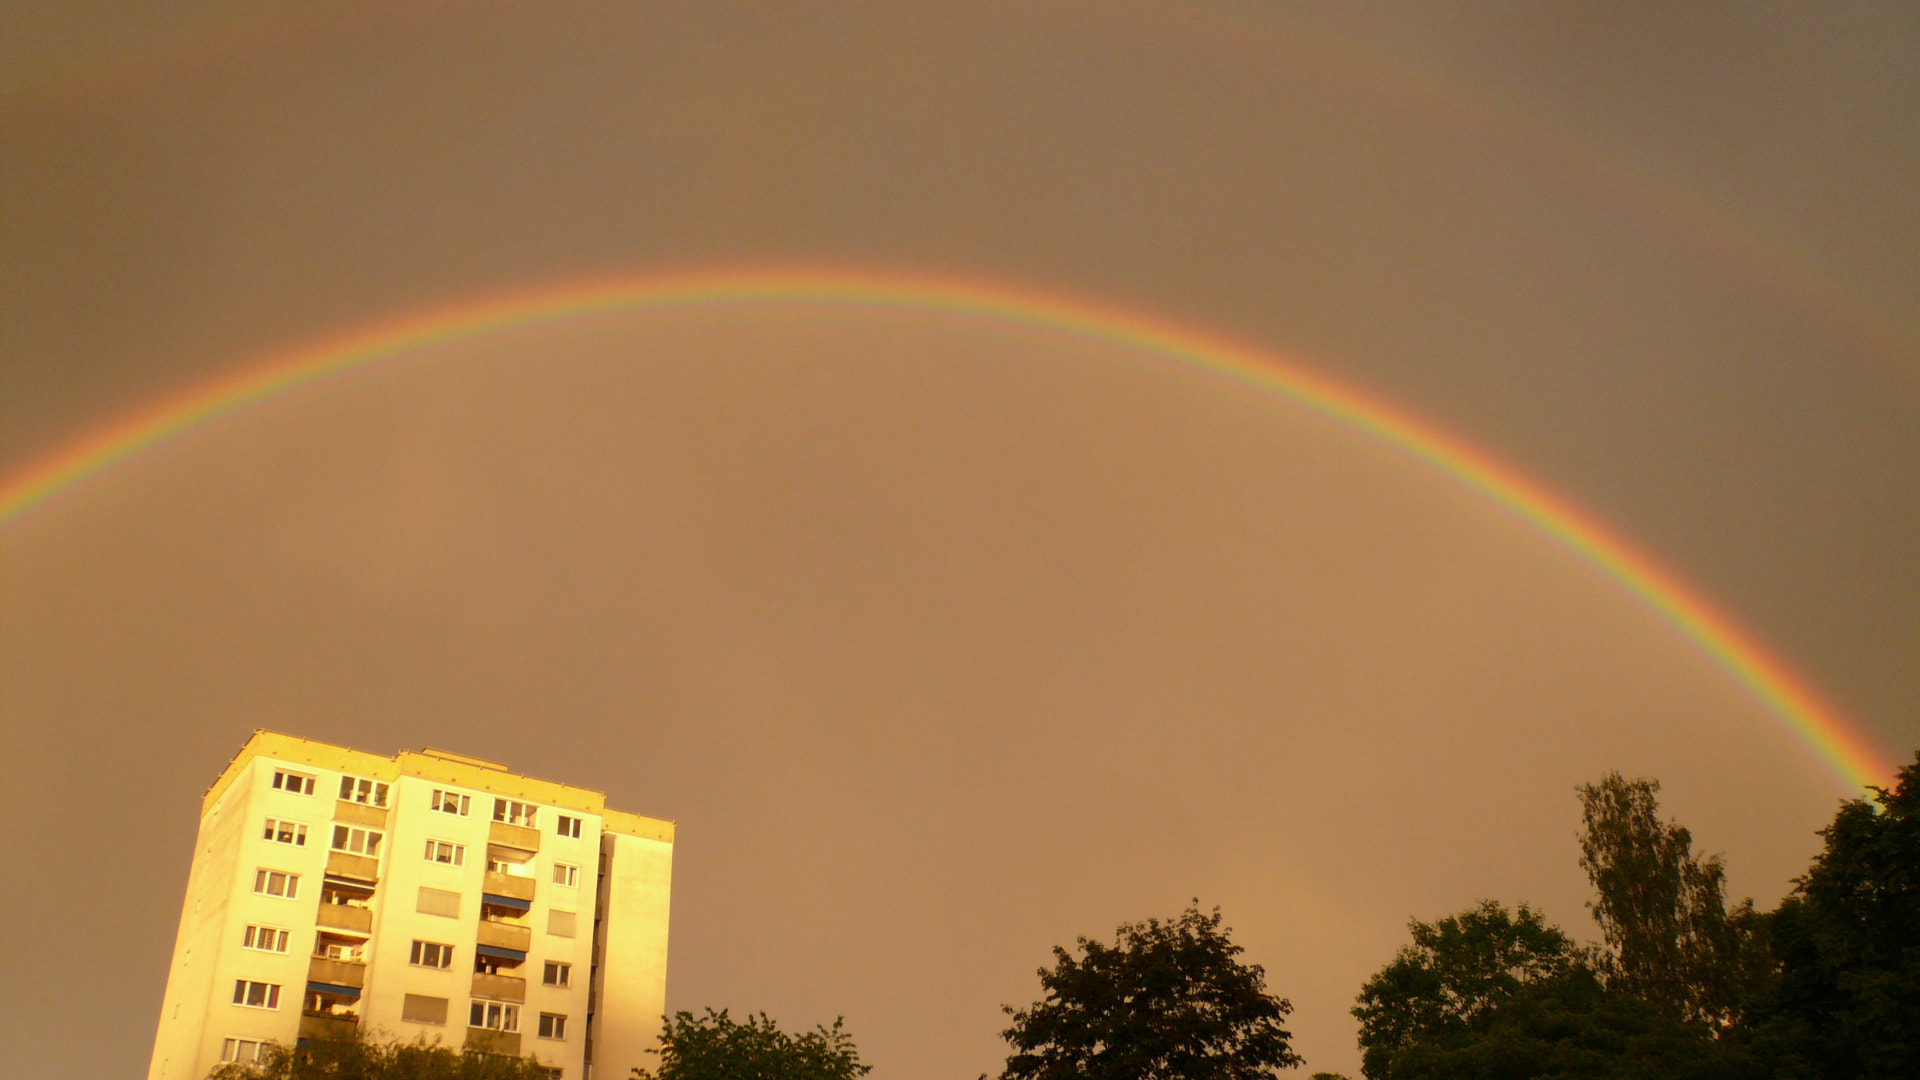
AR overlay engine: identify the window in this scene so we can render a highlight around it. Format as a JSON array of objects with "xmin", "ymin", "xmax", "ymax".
[
  {"xmin": 232, "ymin": 980, "xmax": 282, "ymax": 1009},
  {"xmin": 253, "ymin": 869, "xmax": 299, "ymax": 899},
  {"xmin": 221, "ymin": 1038, "xmax": 268, "ymax": 1064},
  {"xmin": 486, "ymin": 854, "xmax": 533, "ymax": 876},
  {"xmin": 410, "ymin": 940, "xmax": 454, "ymax": 968},
  {"xmin": 538, "ymin": 1013, "xmax": 567, "ymax": 1040},
  {"xmin": 261, "ymin": 818, "xmax": 307, "ymax": 846},
  {"xmin": 425, "ymin": 839, "xmax": 465, "ymax": 865},
  {"xmin": 493, "ymin": 799, "xmax": 538, "ymax": 827},
  {"xmin": 271, "ymin": 770, "xmax": 315, "ymax": 795},
  {"xmin": 470, "ymin": 1001, "xmax": 519, "ymax": 1032},
  {"xmin": 432, "ymin": 789, "xmax": 470, "ymax": 816},
  {"xmin": 548, "ymin": 910, "xmax": 576, "ymax": 938},
  {"xmin": 555, "ymin": 814, "xmax": 582, "ymax": 838},
  {"xmin": 331, "ymin": 825, "xmax": 383, "ymax": 857},
  {"xmin": 338, "ymin": 775, "xmax": 389, "ymax": 806},
  {"xmin": 402, "ymin": 994, "xmax": 449, "ymax": 1025},
  {"xmin": 543, "ymin": 961, "xmax": 571, "ymax": 988},
  {"xmin": 242, "ymin": 925, "xmax": 289, "ymax": 952},
  {"xmin": 417, "ymin": 886, "xmax": 461, "ymax": 918},
  {"xmin": 552, "ymin": 862, "xmax": 578, "ymax": 887}
]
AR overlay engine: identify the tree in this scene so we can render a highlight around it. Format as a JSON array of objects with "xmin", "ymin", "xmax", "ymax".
[
  {"xmin": 1576, "ymin": 772, "xmax": 1761, "ymax": 1026},
  {"xmin": 631, "ymin": 1008, "xmax": 870, "ymax": 1080},
  {"xmin": 994, "ymin": 903, "xmax": 1301, "ymax": 1080},
  {"xmin": 1752, "ymin": 750, "xmax": 1920, "ymax": 1079},
  {"xmin": 206, "ymin": 1028, "xmax": 555, "ymax": 1079},
  {"xmin": 1352, "ymin": 900, "xmax": 1590, "ymax": 1079}
]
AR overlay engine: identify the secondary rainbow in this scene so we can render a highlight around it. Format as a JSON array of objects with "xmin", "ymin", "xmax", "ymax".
[{"xmin": 0, "ymin": 266, "xmax": 1892, "ymax": 791}]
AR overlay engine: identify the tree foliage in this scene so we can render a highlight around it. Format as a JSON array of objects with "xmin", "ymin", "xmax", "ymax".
[
  {"xmin": 630, "ymin": 1008, "xmax": 870, "ymax": 1080},
  {"xmin": 205, "ymin": 1029, "xmax": 554, "ymax": 1080},
  {"xmin": 1751, "ymin": 751, "xmax": 1920, "ymax": 1079},
  {"xmin": 995, "ymin": 903, "xmax": 1301, "ymax": 1080},
  {"xmin": 1576, "ymin": 772, "xmax": 1761, "ymax": 1026},
  {"xmin": 1352, "ymin": 900, "xmax": 1590, "ymax": 1078}
]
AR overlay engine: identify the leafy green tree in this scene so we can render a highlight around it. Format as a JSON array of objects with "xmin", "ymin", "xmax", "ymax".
[
  {"xmin": 994, "ymin": 903, "xmax": 1301, "ymax": 1080},
  {"xmin": 206, "ymin": 1029, "xmax": 554, "ymax": 1079},
  {"xmin": 630, "ymin": 1008, "xmax": 870, "ymax": 1080},
  {"xmin": 1752, "ymin": 750, "xmax": 1920, "ymax": 1079},
  {"xmin": 1576, "ymin": 772, "xmax": 1761, "ymax": 1026},
  {"xmin": 1352, "ymin": 900, "xmax": 1590, "ymax": 1078}
]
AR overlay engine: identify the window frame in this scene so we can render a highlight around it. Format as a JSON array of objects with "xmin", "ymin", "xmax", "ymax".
[
  {"xmin": 409, "ymin": 939, "xmax": 455, "ymax": 969},
  {"xmin": 242, "ymin": 924, "xmax": 290, "ymax": 953},
  {"xmin": 424, "ymin": 839, "xmax": 465, "ymax": 866},
  {"xmin": 538, "ymin": 1012, "xmax": 568, "ymax": 1040},
  {"xmin": 331, "ymin": 824, "xmax": 384, "ymax": 857},
  {"xmin": 552, "ymin": 862, "xmax": 578, "ymax": 887},
  {"xmin": 555, "ymin": 814, "xmax": 582, "ymax": 838},
  {"xmin": 431, "ymin": 789, "xmax": 471, "ymax": 816},
  {"xmin": 470, "ymin": 1000, "xmax": 519, "ymax": 1032},
  {"xmin": 232, "ymin": 980, "xmax": 282, "ymax": 1010},
  {"xmin": 262, "ymin": 818, "xmax": 308, "ymax": 846},
  {"xmin": 338, "ymin": 774, "xmax": 390, "ymax": 807},
  {"xmin": 221, "ymin": 1038, "xmax": 268, "ymax": 1064},
  {"xmin": 271, "ymin": 770, "xmax": 315, "ymax": 795},
  {"xmin": 253, "ymin": 868, "xmax": 300, "ymax": 899},
  {"xmin": 543, "ymin": 961, "xmax": 571, "ymax": 988},
  {"xmin": 492, "ymin": 799, "xmax": 538, "ymax": 827}
]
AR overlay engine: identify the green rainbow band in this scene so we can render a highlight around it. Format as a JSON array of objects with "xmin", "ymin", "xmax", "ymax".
[{"xmin": 0, "ymin": 266, "xmax": 1892, "ymax": 791}]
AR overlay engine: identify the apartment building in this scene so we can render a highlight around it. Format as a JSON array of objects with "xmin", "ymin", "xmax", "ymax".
[{"xmin": 147, "ymin": 732, "xmax": 673, "ymax": 1080}]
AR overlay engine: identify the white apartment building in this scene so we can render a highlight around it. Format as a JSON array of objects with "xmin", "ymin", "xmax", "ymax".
[{"xmin": 148, "ymin": 732, "xmax": 673, "ymax": 1080}]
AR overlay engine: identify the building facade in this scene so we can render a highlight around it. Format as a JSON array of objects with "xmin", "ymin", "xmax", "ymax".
[{"xmin": 147, "ymin": 732, "xmax": 673, "ymax": 1080}]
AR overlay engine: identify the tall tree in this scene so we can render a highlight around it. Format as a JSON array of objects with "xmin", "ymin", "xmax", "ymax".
[
  {"xmin": 631, "ymin": 1009, "xmax": 870, "ymax": 1080},
  {"xmin": 1755, "ymin": 750, "xmax": 1920, "ymax": 1079},
  {"xmin": 1576, "ymin": 772, "xmax": 1759, "ymax": 1026},
  {"xmin": 995, "ymin": 904, "xmax": 1301, "ymax": 1080}
]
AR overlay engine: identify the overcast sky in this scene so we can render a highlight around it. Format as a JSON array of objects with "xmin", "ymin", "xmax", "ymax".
[{"xmin": 3, "ymin": 4, "xmax": 1917, "ymax": 1078}]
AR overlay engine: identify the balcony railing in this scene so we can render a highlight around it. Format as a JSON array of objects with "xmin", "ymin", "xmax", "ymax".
[
  {"xmin": 333, "ymin": 799, "xmax": 388, "ymax": 828},
  {"xmin": 307, "ymin": 956, "xmax": 367, "ymax": 989},
  {"xmin": 325, "ymin": 850, "xmax": 380, "ymax": 883},
  {"xmin": 465, "ymin": 1029, "xmax": 522, "ymax": 1057},
  {"xmin": 300, "ymin": 1012, "xmax": 360, "ymax": 1041},
  {"xmin": 482, "ymin": 870, "xmax": 537, "ymax": 902},
  {"xmin": 315, "ymin": 904, "xmax": 373, "ymax": 934},
  {"xmin": 488, "ymin": 820, "xmax": 540, "ymax": 852},
  {"xmin": 470, "ymin": 971, "xmax": 527, "ymax": 1003},
  {"xmin": 476, "ymin": 919, "xmax": 532, "ymax": 953}
]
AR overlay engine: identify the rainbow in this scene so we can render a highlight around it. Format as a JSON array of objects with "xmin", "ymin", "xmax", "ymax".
[{"xmin": 0, "ymin": 266, "xmax": 1893, "ymax": 791}]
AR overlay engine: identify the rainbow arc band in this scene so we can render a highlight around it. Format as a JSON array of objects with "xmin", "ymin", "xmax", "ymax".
[{"xmin": 0, "ymin": 266, "xmax": 1891, "ymax": 792}]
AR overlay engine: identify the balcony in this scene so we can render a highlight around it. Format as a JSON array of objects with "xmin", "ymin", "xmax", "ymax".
[
  {"xmin": 307, "ymin": 956, "xmax": 367, "ymax": 989},
  {"xmin": 489, "ymin": 820, "xmax": 540, "ymax": 852},
  {"xmin": 482, "ymin": 870, "xmax": 536, "ymax": 903},
  {"xmin": 465, "ymin": 1029, "xmax": 521, "ymax": 1057},
  {"xmin": 325, "ymin": 850, "xmax": 380, "ymax": 883},
  {"xmin": 315, "ymin": 904, "xmax": 373, "ymax": 935},
  {"xmin": 476, "ymin": 919, "xmax": 532, "ymax": 953},
  {"xmin": 333, "ymin": 799, "xmax": 388, "ymax": 828},
  {"xmin": 300, "ymin": 1012, "xmax": 359, "ymax": 1041},
  {"xmin": 470, "ymin": 971, "xmax": 526, "ymax": 1003}
]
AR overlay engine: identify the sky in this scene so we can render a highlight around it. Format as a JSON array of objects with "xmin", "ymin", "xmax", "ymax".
[{"xmin": 2, "ymin": 3, "xmax": 1917, "ymax": 1078}]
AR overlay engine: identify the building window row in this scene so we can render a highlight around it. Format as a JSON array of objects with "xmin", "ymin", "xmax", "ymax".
[
  {"xmin": 221, "ymin": 1038, "xmax": 268, "ymax": 1064},
  {"xmin": 232, "ymin": 980, "xmax": 281, "ymax": 1009},
  {"xmin": 271, "ymin": 770, "xmax": 315, "ymax": 795},
  {"xmin": 411, "ymin": 939, "xmax": 455, "ymax": 968},
  {"xmin": 339, "ymin": 774, "xmax": 390, "ymax": 806},
  {"xmin": 242, "ymin": 924, "xmax": 289, "ymax": 952},
  {"xmin": 262, "ymin": 818, "xmax": 307, "ymax": 846},
  {"xmin": 332, "ymin": 825, "xmax": 383, "ymax": 857},
  {"xmin": 253, "ymin": 869, "xmax": 299, "ymax": 899},
  {"xmin": 493, "ymin": 799, "xmax": 538, "ymax": 828}
]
